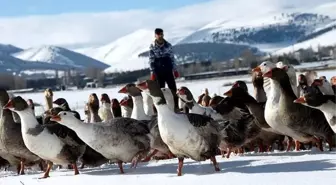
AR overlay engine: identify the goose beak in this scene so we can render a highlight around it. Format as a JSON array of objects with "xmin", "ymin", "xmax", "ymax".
[
  {"xmin": 3, "ymin": 100, "xmax": 13, "ymax": 109},
  {"xmin": 118, "ymin": 86, "xmax": 127, "ymax": 93},
  {"xmin": 223, "ymin": 89, "xmax": 233, "ymax": 97},
  {"xmin": 262, "ymin": 70, "xmax": 272, "ymax": 78},
  {"xmin": 50, "ymin": 115, "xmax": 61, "ymax": 122},
  {"xmin": 252, "ymin": 66, "xmax": 261, "ymax": 72},
  {"xmin": 176, "ymin": 88, "xmax": 185, "ymax": 95},
  {"xmin": 119, "ymin": 99, "xmax": 127, "ymax": 106},
  {"xmin": 294, "ymin": 97, "xmax": 306, "ymax": 104},
  {"xmin": 136, "ymin": 81, "xmax": 148, "ymax": 90}
]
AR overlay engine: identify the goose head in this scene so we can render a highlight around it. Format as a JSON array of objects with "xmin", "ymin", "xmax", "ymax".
[
  {"xmin": 298, "ymin": 74, "xmax": 307, "ymax": 86},
  {"xmin": 27, "ymin": 99, "xmax": 35, "ymax": 111},
  {"xmin": 224, "ymin": 81, "xmax": 250, "ymax": 101},
  {"xmin": 209, "ymin": 96, "xmax": 225, "ymax": 108},
  {"xmin": 176, "ymin": 86, "xmax": 194, "ymax": 103},
  {"xmin": 311, "ymin": 78, "xmax": 334, "ymax": 95},
  {"xmin": 197, "ymin": 93, "xmax": 205, "ymax": 104},
  {"xmin": 136, "ymin": 80, "xmax": 166, "ymax": 105},
  {"xmin": 88, "ymin": 93, "xmax": 99, "ymax": 109},
  {"xmin": 118, "ymin": 83, "xmax": 142, "ymax": 97},
  {"xmin": 50, "ymin": 111, "xmax": 78, "ymax": 126},
  {"xmin": 53, "ymin": 98, "xmax": 67, "ymax": 106},
  {"xmin": 304, "ymin": 70, "xmax": 318, "ymax": 86},
  {"xmin": 3, "ymin": 96, "xmax": 29, "ymax": 112},
  {"xmin": 111, "ymin": 98, "xmax": 120, "ymax": 109},
  {"xmin": 44, "ymin": 88, "xmax": 53, "ymax": 99},
  {"xmin": 0, "ymin": 88, "xmax": 10, "ymax": 106},
  {"xmin": 252, "ymin": 61, "xmax": 276, "ymax": 74},
  {"xmin": 120, "ymin": 96, "xmax": 133, "ymax": 109},
  {"xmin": 100, "ymin": 94, "xmax": 111, "ymax": 104},
  {"xmin": 262, "ymin": 68, "xmax": 292, "ymax": 89},
  {"xmin": 294, "ymin": 90, "xmax": 335, "ymax": 109}
]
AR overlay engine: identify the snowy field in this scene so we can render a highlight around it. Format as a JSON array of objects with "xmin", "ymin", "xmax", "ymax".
[
  {"xmin": 1, "ymin": 151, "xmax": 336, "ymax": 185},
  {"xmin": 0, "ymin": 68, "xmax": 335, "ymax": 185}
]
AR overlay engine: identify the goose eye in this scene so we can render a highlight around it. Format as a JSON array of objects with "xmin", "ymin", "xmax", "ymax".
[
  {"xmin": 63, "ymin": 112, "xmax": 66, "ymax": 115},
  {"xmin": 263, "ymin": 63, "xmax": 266, "ymax": 66}
]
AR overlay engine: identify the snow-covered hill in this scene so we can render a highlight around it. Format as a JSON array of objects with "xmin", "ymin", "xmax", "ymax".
[{"xmin": 13, "ymin": 45, "xmax": 110, "ymax": 70}]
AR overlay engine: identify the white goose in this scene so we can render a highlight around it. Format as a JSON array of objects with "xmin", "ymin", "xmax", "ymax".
[
  {"xmin": 119, "ymin": 96, "xmax": 133, "ymax": 118},
  {"xmin": 176, "ymin": 86, "xmax": 224, "ymax": 121},
  {"xmin": 137, "ymin": 80, "xmax": 221, "ymax": 176},
  {"xmin": 311, "ymin": 79, "xmax": 335, "ymax": 95},
  {"xmin": 142, "ymin": 92, "xmax": 155, "ymax": 117},
  {"xmin": 98, "ymin": 93, "xmax": 113, "ymax": 122}
]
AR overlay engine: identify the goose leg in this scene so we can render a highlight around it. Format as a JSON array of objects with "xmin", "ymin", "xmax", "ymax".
[
  {"xmin": 226, "ymin": 148, "xmax": 232, "ymax": 158},
  {"xmin": 142, "ymin": 149, "xmax": 158, "ymax": 162},
  {"xmin": 16, "ymin": 164, "xmax": 21, "ymax": 175},
  {"xmin": 39, "ymin": 160, "xmax": 45, "ymax": 171},
  {"xmin": 72, "ymin": 163, "xmax": 79, "ymax": 175},
  {"xmin": 117, "ymin": 161, "xmax": 124, "ymax": 174},
  {"xmin": 39, "ymin": 161, "xmax": 53, "ymax": 179},
  {"xmin": 326, "ymin": 135, "xmax": 333, "ymax": 151},
  {"xmin": 19, "ymin": 159, "xmax": 25, "ymax": 175},
  {"xmin": 295, "ymin": 140, "xmax": 301, "ymax": 151},
  {"xmin": 177, "ymin": 157, "xmax": 184, "ymax": 176},
  {"xmin": 210, "ymin": 156, "xmax": 220, "ymax": 171}
]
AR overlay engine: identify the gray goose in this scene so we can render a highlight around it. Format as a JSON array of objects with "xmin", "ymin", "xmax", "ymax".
[
  {"xmin": 137, "ymin": 80, "xmax": 221, "ymax": 176},
  {"xmin": 111, "ymin": 98, "xmax": 122, "ymax": 118},
  {"xmin": 3, "ymin": 96, "xmax": 86, "ymax": 178},
  {"xmin": 87, "ymin": 93, "xmax": 102, "ymax": 123},
  {"xmin": 0, "ymin": 89, "xmax": 44, "ymax": 175},
  {"xmin": 176, "ymin": 86, "xmax": 224, "ymax": 121},
  {"xmin": 263, "ymin": 68, "xmax": 334, "ymax": 151},
  {"xmin": 50, "ymin": 111, "xmax": 151, "ymax": 174}
]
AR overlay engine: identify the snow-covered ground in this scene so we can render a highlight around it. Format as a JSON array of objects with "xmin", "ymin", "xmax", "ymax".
[
  {"xmin": 1, "ymin": 68, "xmax": 335, "ymax": 184},
  {"xmin": 1, "ymin": 151, "xmax": 336, "ymax": 185}
]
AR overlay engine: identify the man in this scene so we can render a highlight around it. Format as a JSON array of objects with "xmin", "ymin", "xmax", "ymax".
[{"xmin": 149, "ymin": 28, "xmax": 180, "ymax": 110}]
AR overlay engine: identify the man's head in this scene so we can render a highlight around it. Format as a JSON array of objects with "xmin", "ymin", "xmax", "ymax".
[{"xmin": 155, "ymin": 28, "xmax": 164, "ymax": 40}]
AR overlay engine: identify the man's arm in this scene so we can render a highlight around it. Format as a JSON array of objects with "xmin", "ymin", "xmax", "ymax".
[{"xmin": 148, "ymin": 44, "xmax": 156, "ymax": 73}]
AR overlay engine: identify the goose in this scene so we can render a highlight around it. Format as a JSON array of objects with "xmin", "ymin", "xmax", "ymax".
[
  {"xmin": 27, "ymin": 99, "xmax": 44, "ymax": 125},
  {"xmin": 3, "ymin": 96, "xmax": 86, "ymax": 178},
  {"xmin": 111, "ymin": 98, "xmax": 122, "ymax": 118},
  {"xmin": 88, "ymin": 93, "xmax": 102, "ymax": 123},
  {"xmin": 119, "ymin": 84, "xmax": 173, "ymax": 161},
  {"xmin": 0, "ymin": 89, "xmax": 43, "ymax": 175},
  {"xmin": 215, "ymin": 95, "xmax": 261, "ymax": 158},
  {"xmin": 50, "ymin": 111, "xmax": 151, "ymax": 173},
  {"xmin": 263, "ymin": 67, "xmax": 334, "ymax": 151},
  {"xmin": 53, "ymin": 98, "xmax": 81, "ymax": 120},
  {"xmin": 84, "ymin": 103, "xmax": 90, "ymax": 123},
  {"xmin": 176, "ymin": 86, "xmax": 224, "ymax": 121},
  {"xmin": 99, "ymin": 94, "xmax": 113, "ymax": 122},
  {"xmin": 136, "ymin": 80, "xmax": 221, "ymax": 176},
  {"xmin": 294, "ymin": 90, "xmax": 336, "ymax": 133},
  {"xmin": 120, "ymin": 96, "xmax": 133, "ymax": 118},
  {"xmin": 118, "ymin": 83, "xmax": 151, "ymax": 121}
]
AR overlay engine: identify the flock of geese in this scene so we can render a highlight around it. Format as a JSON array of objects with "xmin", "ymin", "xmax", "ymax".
[{"xmin": 0, "ymin": 61, "xmax": 335, "ymax": 179}]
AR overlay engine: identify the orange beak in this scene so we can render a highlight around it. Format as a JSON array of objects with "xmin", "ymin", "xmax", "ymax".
[
  {"xmin": 3, "ymin": 100, "xmax": 13, "ymax": 109},
  {"xmin": 294, "ymin": 96, "xmax": 306, "ymax": 104},
  {"xmin": 118, "ymin": 86, "xmax": 127, "ymax": 94},
  {"xmin": 50, "ymin": 115, "xmax": 61, "ymax": 122},
  {"xmin": 223, "ymin": 89, "xmax": 233, "ymax": 97},
  {"xmin": 252, "ymin": 66, "xmax": 261, "ymax": 72},
  {"xmin": 119, "ymin": 99, "xmax": 127, "ymax": 106},
  {"xmin": 262, "ymin": 70, "xmax": 272, "ymax": 78},
  {"xmin": 136, "ymin": 81, "xmax": 148, "ymax": 90}
]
